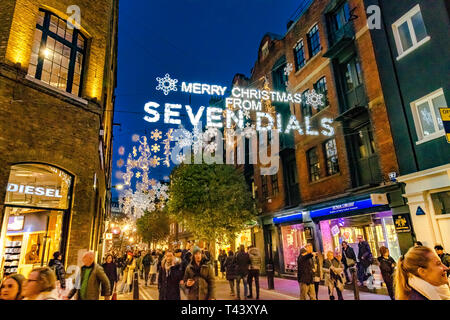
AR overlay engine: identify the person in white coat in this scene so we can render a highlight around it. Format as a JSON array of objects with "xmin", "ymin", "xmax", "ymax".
[{"xmin": 323, "ymin": 251, "xmax": 345, "ymax": 300}]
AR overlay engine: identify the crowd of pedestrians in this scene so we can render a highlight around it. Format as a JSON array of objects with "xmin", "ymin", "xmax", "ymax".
[
  {"xmin": 293, "ymin": 237, "xmax": 449, "ymax": 300},
  {"xmin": 0, "ymin": 240, "xmax": 449, "ymax": 300}
]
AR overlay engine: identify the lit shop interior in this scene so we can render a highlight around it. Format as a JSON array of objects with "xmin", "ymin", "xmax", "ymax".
[
  {"xmin": 318, "ymin": 211, "xmax": 402, "ymax": 262},
  {"xmin": 215, "ymin": 228, "xmax": 253, "ymax": 255},
  {"xmin": 0, "ymin": 164, "xmax": 72, "ymax": 278},
  {"xmin": 280, "ymin": 223, "xmax": 307, "ymax": 273}
]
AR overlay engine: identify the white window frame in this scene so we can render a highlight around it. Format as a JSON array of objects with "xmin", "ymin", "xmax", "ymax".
[
  {"xmin": 392, "ymin": 4, "xmax": 431, "ymax": 61},
  {"xmin": 411, "ymin": 88, "xmax": 447, "ymax": 145}
]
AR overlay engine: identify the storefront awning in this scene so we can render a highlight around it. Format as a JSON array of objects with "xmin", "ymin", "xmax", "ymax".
[
  {"xmin": 272, "ymin": 210, "xmax": 305, "ymax": 224},
  {"xmin": 309, "ymin": 197, "xmax": 383, "ymax": 219}
]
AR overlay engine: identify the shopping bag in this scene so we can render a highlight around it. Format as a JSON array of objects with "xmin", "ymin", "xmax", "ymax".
[{"xmin": 111, "ymin": 282, "xmax": 117, "ymax": 300}]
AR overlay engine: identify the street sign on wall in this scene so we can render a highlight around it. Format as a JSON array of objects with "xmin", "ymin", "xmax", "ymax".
[{"xmin": 439, "ymin": 108, "xmax": 450, "ymax": 143}]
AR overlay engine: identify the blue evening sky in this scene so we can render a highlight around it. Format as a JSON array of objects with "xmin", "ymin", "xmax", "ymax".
[{"xmin": 112, "ymin": 0, "xmax": 303, "ymax": 198}]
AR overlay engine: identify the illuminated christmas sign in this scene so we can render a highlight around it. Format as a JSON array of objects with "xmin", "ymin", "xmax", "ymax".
[{"xmin": 147, "ymin": 73, "xmax": 333, "ymax": 137}]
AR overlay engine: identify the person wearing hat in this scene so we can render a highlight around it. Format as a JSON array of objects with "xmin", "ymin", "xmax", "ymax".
[{"xmin": 183, "ymin": 246, "xmax": 216, "ymax": 300}]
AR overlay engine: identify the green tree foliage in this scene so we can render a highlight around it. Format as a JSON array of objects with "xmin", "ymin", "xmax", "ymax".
[
  {"xmin": 136, "ymin": 208, "xmax": 170, "ymax": 246},
  {"xmin": 168, "ymin": 163, "xmax": 257, "ymax": 243}
]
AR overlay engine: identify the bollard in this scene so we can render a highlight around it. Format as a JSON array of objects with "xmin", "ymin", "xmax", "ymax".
[
  {"xmin": 214, "ymin": 260, "xmax": 219, "ymax": 277},
  {"xmin": 133, "ymin": 271, "xmax": 140, "ymax": 300},
  {"xmin": 351, "ymin": 267, "xmax": 360, "ymax": 300},
  {"xmin": 266, "ymin": 263, "xmax": 275, "ymax": 290}
]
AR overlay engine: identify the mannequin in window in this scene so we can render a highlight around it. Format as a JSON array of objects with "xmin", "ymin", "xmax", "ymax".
[{"xmin": 25, "ymin": 244, "xmax": 40, "ymax": 264}]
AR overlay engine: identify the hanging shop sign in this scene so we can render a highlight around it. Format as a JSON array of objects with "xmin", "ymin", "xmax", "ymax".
[
  {"xmin": 310, "ymin": 198, "xmax": 383, "ymax": 219},
  {"xmin": 331, "ymin": 225, "xmax": 340, "ymax": 237},
  {"xmin": 143, "ymin": 73, "xmax": 334, "ymax": 137},
  {"xmin": 304, "ymin": 226, "xmax": 313, "ymax": 240},
  {"xmin": 393, "ymin": 215, "xmax": 411, "ymax": 232},
  {"xmin": 439, "ymin": 108, "xmax": 450, "ymax": 143}
]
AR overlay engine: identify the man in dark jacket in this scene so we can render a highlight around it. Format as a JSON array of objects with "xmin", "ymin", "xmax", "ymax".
[
  {"xmin": 341, "ymin": 241, "xmax": 357, "ymax": 283},
  {"xmin": 184, "ymin": 246, "xmax": 216, "ymax": 300},
  {"xmin": 142, "ymin": 250, "xmax": 152, "ymax": 286},
  {"xmin": 224, "ymin": 251, "xmax": 236, "ymax": 296},
  {"xmin": 357, "ymin": 235, "xmax": 373, "ymax": 285},
  {"xmin": 234, "ymin": 244, "xmax": 251, "ymax": 300},
  {"xmin": 434, "ymin": 245, "xmax": 450, "ymax": 276},
  {"xmin": 297, "ymin": 243, "xmax": 316, "ymax": 300},
  {"xmin": 158, "ymin": 250, "xmax": 184, "ymax": 300},
  {"xmin": 48, "ymin": 251, "xmax": 66, "ymax": 290}
]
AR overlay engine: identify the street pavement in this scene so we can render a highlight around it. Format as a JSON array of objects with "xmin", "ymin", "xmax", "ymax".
[{"xmin": 118, "ymin": 274, "xmax": 390, "ymax": 300}]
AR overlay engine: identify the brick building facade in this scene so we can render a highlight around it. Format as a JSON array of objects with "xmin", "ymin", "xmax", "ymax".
[
  {"xmin": 0, "ymin": 0, "xmax": 118, "ymax": 276},
  {"xmin": 236, "ymin": 0, "xmax": 414, "ymax": 280}
]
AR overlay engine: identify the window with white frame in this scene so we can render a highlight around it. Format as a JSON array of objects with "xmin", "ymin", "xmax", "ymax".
[
  {"xmin": 411, "ymin": 89, "xmax": 447, "ymax": 142},
  {"xmin": 392, "ymin": 4, "xmax": 430, "ymax": 60}
]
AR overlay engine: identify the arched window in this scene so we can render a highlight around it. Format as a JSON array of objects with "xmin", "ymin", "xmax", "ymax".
[{"xmin": 28, "ymin": 9, "xmax": 87, "ymax": 97}]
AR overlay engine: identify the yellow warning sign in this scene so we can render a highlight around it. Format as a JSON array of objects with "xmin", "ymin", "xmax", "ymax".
[
  {"xmin": 440, "ymin": 108, "xmax": 450, "ymax": 121},
  {"xmin": 440, "ymin": 108, "xmax": 450, "ymax": 143}
]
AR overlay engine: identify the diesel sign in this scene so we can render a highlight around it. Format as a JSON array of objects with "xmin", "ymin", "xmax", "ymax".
[{"xmin": 7, "ymin": 183, "xmax": 63, "ymax": 198}]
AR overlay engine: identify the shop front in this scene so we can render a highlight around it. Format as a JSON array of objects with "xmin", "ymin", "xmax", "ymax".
[
  {"xmin": 398, "ymin": 163, "xmax": 450, "ymax": 251},
  {"xmin": 234, "ymin": 228, "xmax": 253, "ymax": 250},
  {"xmin": 0, "ymin": 163, "xmax": 72, "ymax": 278},
  {"xmin": 273, "ymin": 211, "xmax": 308, "ymax": 275},
  {"xmin": 310, "ymin": 197, "xmax": 402, "ymax": 259},
  {"xmin": 309, "ymin": 191, "xmax": 410, "ymax": 289}
]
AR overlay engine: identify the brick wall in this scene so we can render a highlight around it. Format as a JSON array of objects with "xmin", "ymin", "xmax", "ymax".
[
  {"xmin": 248, "ymin": 0, "xmax": 399, "ymax": 211},
  {"xmin": 0, "ymin": 0, "xmax": 117, "ymax": 267}
]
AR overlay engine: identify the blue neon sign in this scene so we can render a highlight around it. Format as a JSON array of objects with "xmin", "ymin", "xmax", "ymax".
[
  {"xmin": 310, "ymin": 198, "xmax": 383, "ymax": 219},
  {"xmin": 273, "ymin": 212, "xmax": 304, "ymax": 224}
]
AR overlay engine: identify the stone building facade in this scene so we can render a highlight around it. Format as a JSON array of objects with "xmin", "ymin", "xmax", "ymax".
[{"xmin": 0, "ymin": 0, "xmax": 118, "ymax": 276}]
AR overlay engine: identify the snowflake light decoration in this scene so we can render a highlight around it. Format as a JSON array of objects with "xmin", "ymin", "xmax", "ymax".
[
  {"xmin": 152, "ymin": 183, "xmax": 169, "ymax": 201},
  {"xmin": 173, "ymin": 127, "xmax": 193, "ymax": 148},
  {"xmin": 203, "ymin": 127, "xmax": 219, "ymax": 141},
  {"xmin": 151, "ymin": 144, "xmax": 160, "ymax": 153},
  {"xmin": 156, "ymin": 73, "xmax": 178, "ymax": 96},
  {"xmin": 284, "ymin": 63, "xmax": 293, "ymax": 76},
  {"xmin": 204, "ymin": 142, "xmax": 217, "ymax": 154},
  {"xmin": 243, "ymin": 123, "xmax": 257, "ymax": 138},
  {"xmin": 150, "ymin": 155, "xmax": 161, "ymax": 168},
  {"xmin": 305, "ymin": 89, "xmax": 325, "ymax": 110},
  {"xmin": 151, "ymin": 129, "xmax": 163, "ymax": 141},
  {"xmin": 162, "ymin": 129, "xmax": 173, "ymax": 168},
  {"xmin": 243, "ymin": 110, "xmax": 251, "ymax": 119}
]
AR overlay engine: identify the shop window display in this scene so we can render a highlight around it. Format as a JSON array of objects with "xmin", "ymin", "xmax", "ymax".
[
  {"xmin": 280, "ymin": 224, "xmax": 306, "ymax": 273},
  {"xmin": 319, "ymin": 211, "xmax": 402, "ymax": 288},
  {"xmin": 0, "ymin": 164, "xmax": 71, "ymax": 278}
]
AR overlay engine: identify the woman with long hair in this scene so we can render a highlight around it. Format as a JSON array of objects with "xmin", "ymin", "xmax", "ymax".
[
  {"xmin": 378, "ymin": 246, "xmax": 396, "ymax": 300},
  {"xmin": 102, "ymin": 254, "xmax": 118, "ymax": 295},
  {"xmin": 0, "ymin": 274, "xmax": 25, "ymax": 300},
  {"xmin": 395, "ymin": 246, "xmax": 450, "ymax": 300}
]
